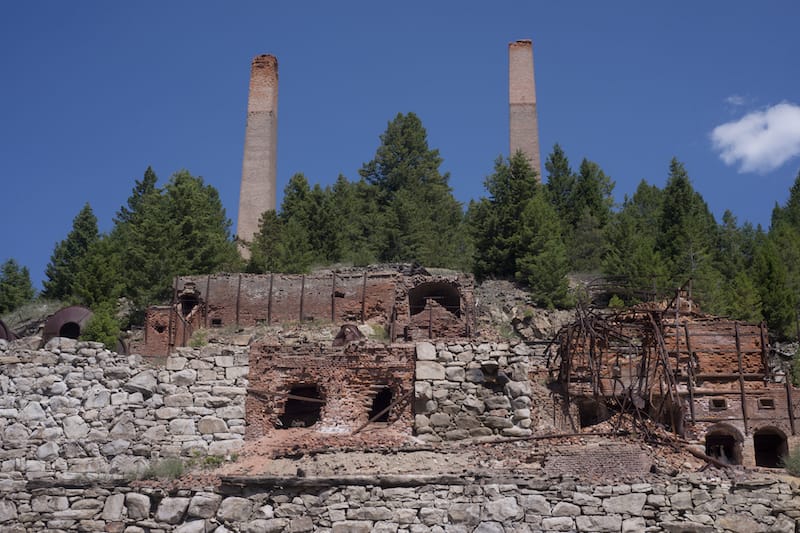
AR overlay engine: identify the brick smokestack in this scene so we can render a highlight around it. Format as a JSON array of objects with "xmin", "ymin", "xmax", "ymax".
[
  {"xmin": 509, "ymin": 40, "xmax": 541, "ymax": 179},
  {"xmin": 237, "ymin": 54, "xmax": 278, "ymax": 257}
]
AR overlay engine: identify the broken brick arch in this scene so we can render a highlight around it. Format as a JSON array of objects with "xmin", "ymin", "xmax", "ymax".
[
  {"xmin": 705, "ymin": 423, "xmax": 744, "ymax": 465},
  {"xmin": 753, "ymin": 426, "xmax": 789, "ymax": 468},
  {"xmin": 408, "ymin": 282, "xmax": 461, "ymax": 317}
]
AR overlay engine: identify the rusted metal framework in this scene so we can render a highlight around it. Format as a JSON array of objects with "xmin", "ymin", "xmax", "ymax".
[{"xmin": 548, "ymin": 285, "xmax": 779, "ymax": 438}]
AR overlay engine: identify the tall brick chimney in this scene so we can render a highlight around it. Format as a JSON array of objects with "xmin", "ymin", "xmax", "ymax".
[
  {"xmin": 508, "ymin": 40, "xmax": 541, "ymax": 179},
  {"xmin": 237, "ymin": 54, "xmax": 278, "ymax": 256}
]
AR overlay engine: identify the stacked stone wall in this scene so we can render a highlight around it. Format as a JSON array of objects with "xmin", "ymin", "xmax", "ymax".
[
  {"xmin": 0, "ymin": 338, "xmax": 247, "ymax": 483},
  {"xmin": 2, "ymin": 475, "xmax": 798, "ymax": 532},
  {"xmin": 414, "ymin": 341, "xmax": 534, "ymax": 441}
]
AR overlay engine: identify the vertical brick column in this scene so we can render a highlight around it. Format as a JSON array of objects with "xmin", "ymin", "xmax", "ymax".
[
  {"xmin": 509, "ymin": 40, "xmax": 541, "ymax": 179},
  {"xmin": 237, "ymin": 54, "xmax": 278, "ymax": 257}
]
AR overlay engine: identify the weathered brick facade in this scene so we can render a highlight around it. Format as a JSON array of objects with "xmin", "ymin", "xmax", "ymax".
[
  {"xmin": 245, "ymin": 340, "xmax": 415, "ymax": 438},
  {"xmin": 139, "ymin": 268, "xmax": 474, "ymax": 356},
  {"xmin": 551, "ymin": 304, "xmax": 800, "ymax": 468}
]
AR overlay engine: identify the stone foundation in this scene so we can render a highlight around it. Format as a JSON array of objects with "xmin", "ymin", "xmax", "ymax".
[{"xmin": 1, "ymin": 475, "xmax": 797, "ymax": 532}]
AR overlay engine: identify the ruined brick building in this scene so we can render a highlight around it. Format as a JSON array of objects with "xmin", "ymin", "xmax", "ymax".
[
  {"xmin": 548, "ymin": 290, "xmax": 800, "ymax": 468},
  {"xmin": 133, "ymin": 42, "xmax": 798, "ymax": 472}
]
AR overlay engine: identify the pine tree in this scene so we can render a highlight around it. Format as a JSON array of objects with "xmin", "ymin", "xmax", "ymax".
[
  {"xmin": 42, "ymin": 203, "xmax": 99, "ymax": 300},
  {"xmin": 359, "ymin": 112, "xmax": 465, "ymax": 267},
  {"xmin": 471, "ymin": 151, "xmax": 540, "ymax": 279},
  {"xmin": 515, "ymin": 191, "xmax": 571, "ymax": 308},
  {"xmin": 544, "ymin": 143, "xmax": 576, "ymax": 223},
  {"xmin": 247, "ymin": 210, "xmax": 283, "ymax": 273},
  {"xmin": 603, "ymin": 180, "xmax": 668, "ymax": 300},
  {"xmin": 0, "ymin": 259, "xmax": 35, "ymax": 314},
  {"xmin": 657, "ymin": 159, "xmax": 721, "ymax": 300},
  {"xmin": 753, "ymin": 236, "xmax": 796, "ymax": 339},
  {"xmin": 72, "ymin": 237, "xmax": 125, "ymax": 309},
  {"xmin": 110, "ymin": 168, "xmax": 240, "ymax": 316}
]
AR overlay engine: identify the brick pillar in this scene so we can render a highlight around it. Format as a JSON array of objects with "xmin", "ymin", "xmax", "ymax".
[
  {"xmin": 509, "ymin": 40, "xmax": 541, "ymax": 179},
  {"xmin": 237, "ymin": 54, "xmax": 278, "ymax": 257}
]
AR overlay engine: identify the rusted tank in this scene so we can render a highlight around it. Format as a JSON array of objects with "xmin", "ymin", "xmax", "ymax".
[{"xmin": 42, "ymin": 306, "xmax": 93, "ymax": 342}]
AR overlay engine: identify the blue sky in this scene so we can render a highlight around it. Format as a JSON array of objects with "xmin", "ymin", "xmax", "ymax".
[{"xmin": 2, "ymin": 2, "xmax": 799, "ymax": 289}]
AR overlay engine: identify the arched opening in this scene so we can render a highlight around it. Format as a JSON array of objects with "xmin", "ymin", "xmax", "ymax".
[
  {"xmin": 278, "ymin": 385, "xmax": 324, "ymax": 429},
  {"xmin": 753, "ymin": 427, "xmax": 788, "ymax": 468},
  {"xmin": 369, "ymin": 387, "xmax": 393, "ymax": 422},
  {"xmin": 577, "ymin": 398, "xmax": 608, "ymax": 428},
  {"xmin": 59, "ymin": 322, "xmax": 81, "ymax": 339},
  {"xmin": 705, "ymin": 424, "xmax": 743, "ymax": 465},
  {"xmin": 408, "ymin": 282, "xmax": 461, "ymax": 317}
]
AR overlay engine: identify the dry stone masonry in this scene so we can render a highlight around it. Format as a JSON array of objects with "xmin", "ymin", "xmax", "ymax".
[
  {"xmin": 414, "ymin": 341, "xmax": 534, "ymax": 441},
  {"xmin": 1, "ymin": 474, "xmax": 798, "ymax": 531},
  {"xmin": 0, "ymin": 338, "xmax": 247, "ymax": 483}
]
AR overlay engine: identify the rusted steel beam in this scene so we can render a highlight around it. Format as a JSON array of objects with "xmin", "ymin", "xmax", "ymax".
[
  {"xmin": 204, "ymin": 275, "xmax": 211, "ymax": 329},
  {"xmin": 235, "ymin": 273, "xmax": 242, "ymax": 326},
  {"xmin": 331, "ymin": 272, "xmax": 336, "ymax": 322},
  {"xmin": 683, "ymin": 323, "xmax": 695, "ymax": 424},
  {"xmin": 299, "ymin": 274, "xmax": 305, "ymax": 321},
  {"xmin": 361, "ymin": 271, "xmax": 367, "ymax": 323},
  {"xmin": 734, "ymin": 323, "xmax": 749, "ymax": 435},
  {"xmin": 786, "ymin": 378, "xmax": 796, "ymax": 436},
  {"xmin": 267, "ymin": 273, "xmax": 274, "ymax": 324}
]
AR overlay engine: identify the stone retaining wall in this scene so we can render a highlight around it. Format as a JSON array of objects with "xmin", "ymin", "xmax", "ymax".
[
  {"xmin": 0, "ymin": 338, "xmax": 247, "ymax": 482},
  {"xmin": 414, "ymin": 341, "xmax": 534, "ymax": 442},
  {"xmin": 1, "ymin": 475, "xmax": 798, "ymax": 532}
]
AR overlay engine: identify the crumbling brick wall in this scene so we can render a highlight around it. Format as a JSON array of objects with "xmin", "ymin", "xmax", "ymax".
[
  {"xmin": 141, "ymin": 269, "xmax": 475, "ymax": 356},
  {"xmin": 246, "ymin": 341, "xmax": 415, "ymax": 437}
]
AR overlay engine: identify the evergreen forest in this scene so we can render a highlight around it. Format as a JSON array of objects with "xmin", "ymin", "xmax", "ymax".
[{"xmin": 3, "ymin": 112, "xmax": 800, "ymax": 343}]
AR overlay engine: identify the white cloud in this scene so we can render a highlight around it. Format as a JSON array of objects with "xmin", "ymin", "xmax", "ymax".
[
  {"xmin": 725, "ymin": 94, "xmax": 745, "ymax": 107},
  {"xmin": 711, "ymin": 102, "xmax": 800, "ymax": 174}
]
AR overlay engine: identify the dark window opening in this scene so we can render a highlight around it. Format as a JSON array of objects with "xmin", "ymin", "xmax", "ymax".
[
  {"xmin": 154, "ymin": 323, "xmax": 166, "ymax": 334},
  {"xmin": 577, "ymin": 398, "xmax": 608, "ymax": 428},
  {"xmin": 180, "ymin": 296, "xmax": 199, "ymax": 317},
  {"xmin": 709, "ymin": 398, "xmax": 727, "ymax": 411},
  {"xmin": 211, "ymin": 318, "xmax": 222, "ymax": 327},
  {"xmin": 705, "ymin": 431, "xmax": 742, "ymax": 465},
  {"xmin": 278, "ymin": 385, "xmax": 324, "ymax": 429},
  {"xmin": 408, "ymin": 282, "xmax": 461, "ymax": 317},
  {"xmin": 758, "ymin": 398, "xmax": 775, "ymax": 410},
  {"xmin": 754, "ymin": 428, "xmax": 788, "ymax": 468},
  {"xmin": 369, "ymin": 387, "xmax": 393, "ymax": 422},
  {"xmin": 59, "ymin": 322, "xmax": 80, "ymax": 339}
]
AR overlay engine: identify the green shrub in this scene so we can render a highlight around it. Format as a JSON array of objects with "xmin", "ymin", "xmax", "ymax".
[
  {"xmin": 782, "ymin": 446, "xmax": 800, "ymax": 477},
  {"xmin": 141, "ymin": 458, "xmax": 184, "ymax": 480},
  {"xmin": 79, "ymin": 303, "xmax": 120, "ymax": 350},
  {"xmin": 608, "ymin": 294, "xmax": 626, "ymax": 309},
  {"xmin": 189, "ymin": 329, "xmax": 208, "ymax": 348}
]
